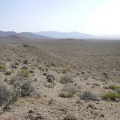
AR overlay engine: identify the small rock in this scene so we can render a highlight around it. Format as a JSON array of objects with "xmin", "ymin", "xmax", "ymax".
[
  {"xmin": 4, "ymin": 70, "xmax": 11, "ymax": 75},
  {"xmin": 87, "ymin": 103, "xmax": 97, "ymax": 109},
  {"xmin": 28, "ymin": 110, "xmax": 34, "ymax": 114}
]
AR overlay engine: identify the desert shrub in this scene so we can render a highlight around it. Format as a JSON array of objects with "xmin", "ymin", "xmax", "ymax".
[
  {"xmin": 115, "ymin": 89, "xmax": 120, "ymax": 94},
  {"xmin": 0, "ymin": 84, "xmax": 11, "ymax": 106},
  {"xmin": 80, "ymin": 90, "xmax": 99, "ymax": 101},
  {"xmin": 4, "ymin": 89, "xmax": 21, "ymax": 109},
  {"xmin": 102, "ymin": 91, "xmax": 120, "ymax": 101},
  {"xmin": 14, "ymin": 62, "xmax": 19, "ymax": 65},
  {"xmin": 10, "ymin": 76, "xmax": 25, "ymax": 85},
  {"xmin": 62, "ymin": 83, "xmax": 77, "ymax": 94},
  {"xmin": 108, "ymin": 84, "xmax": 120, "ymax": 90},
  {"xmin": 62, "ymin": 69, "xmax": 69, "ymax": 74},
  {"xmin": 60, "ymin": 75, "xmax": 73, "ymax": 84},
  {"xmin": 64, "ymin": 112, "xmax": 77, "ymax": 120},
  {"xmin": 59, "ymin": 91, "xmax": 74, "ymax": 98},
  {"xmin": 18, "ymin": 68, "xmax": 30, "ymax": 77},
  {"xmin": 20, "ymin": 80, "xmax": 35, "ymax": 97},
  {"xmin": 0, "ymin": 63, "xmax": 7, "ymax": 71},
  {"xmin": 23, "ymin": 59, "xmax": 28, "ymax": 64},
  {"xmin": 102, "ymin": 72, "xmax": 108, "ymax": 79},
  {"xmin": 59, "ymin": 83, "xmax": 77, "ymax": 98},
  {"xmin": 10, "ymin": 76, "xmax": 35, "ymax": 97}
]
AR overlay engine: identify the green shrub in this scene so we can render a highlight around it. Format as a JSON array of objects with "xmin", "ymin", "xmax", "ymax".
[
  {"xmin": 108, "ymin": 85, "xmax": 120, "ymax": 90},
  {"xmin": 64, "ymin": 112, "xmax": 77, "ymax": 120},
  {"xmin": 0, "ymin": 63, "xmax": 7, "ymax": 71},
  {"xmin": 59, "ymin": 91, "xmax": 74, "ymax": 98},
  {"xmin": 18, "ymin": 68, "xmax": 30, "ymax": 77},
  {"xmin": 102, "ymin": 91, "xmax": 120, "ymax": 101}
]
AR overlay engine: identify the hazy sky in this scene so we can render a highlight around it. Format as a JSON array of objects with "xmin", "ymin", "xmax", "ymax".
[{"xmin": 0, "ymin": 0, "xmax": 120, "ymax": 35}]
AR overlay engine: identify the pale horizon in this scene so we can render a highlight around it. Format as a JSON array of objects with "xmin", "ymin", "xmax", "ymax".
[{"xmin": 1, "ymin": 0, "xmax": 120, "ymax": 35}]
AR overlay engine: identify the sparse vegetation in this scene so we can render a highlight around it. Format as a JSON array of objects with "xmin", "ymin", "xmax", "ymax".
[
  {"xmin": 0, "ymin": 39, "xmax": 120, "ymax": 119},
  {"xmin": 18, "ymin": 68, "xmax": 30, "ymax": 77},
  {"xmin": 0, "ymin": 63, "xmax": 7, "ymax": 71},
  {"xmin": 59, "ymin": 83, "xmax": 77, "ymax": 98},
  {"xmin": 23, "ymin": 59, "xmax": 28, "ymax": 64},
  {"xmin": 64, "ymin": 112, "xmax": 77, "ymax": 120},
  {"xmin": 10, "ymin": 76, "xmax": 35, "ymax": 97},
  {"xmin": 62, "ymin": 68, "xmax": 70, "ymax": 74},
  {"xmin": 60, "ymin": 75, "xmax": 73, "ymax": 84},
  {"xmin": 108, "ymin": 84, "xmax": 120, "ymax": 90},
  {"xmin": 80, "ymin": 90, "xmax": 99, "ymax": 101},
  {"xmin": 102, "ymin": 91, "xmax": 120, "ymax": 101},
  {"xmin": 102, "ymin": 72, "xmax": 109, "ymax": 79},
  {"xmin": 0, "ymin": 84, "xmax": 11, "ymax": 106},
  {"xmin": 20, "ymin": 80, "xmax": 35, "ymax": 97}
]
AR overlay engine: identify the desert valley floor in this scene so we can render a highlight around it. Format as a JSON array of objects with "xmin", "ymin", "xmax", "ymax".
[{"xmin": 0, "ymin": 38, "xmax": 120, "ymax": 120}]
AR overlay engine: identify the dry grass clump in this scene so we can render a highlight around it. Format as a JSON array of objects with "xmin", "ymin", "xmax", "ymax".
[
  {"xmin": 18, "ymin": 68, "xmax": 30, "ymax": 77},
  {"xmin": 59, "ymin": 83, "xmax": 77, "ymax": 98},
  {"xmin": 0, "ymin": 63, "xmax": 7, "ymax": 71},
  {"xmin": 80, "ymin": 90, "xmax": 99, "ymax": 101},
  {"xmin": 64, "ymin": 112, "xmax": 77, "ymax": 120},
  {"xmin": 108, "ymin": 84, "xmax": 120, "ymax": 90},
  {"xmin": 60, "ymin": 75, "xmax": 73, "ymax": 84}
]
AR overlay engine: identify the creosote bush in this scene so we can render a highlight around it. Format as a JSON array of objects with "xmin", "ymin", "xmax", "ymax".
[
  {"xmin": 0, "ymin": 63, "xmax": 7, "ymax": 71},
  {"xmin": 60, "ymin": 75, "xmax": 73, "ymax": 84},
  {"xmin": 102, "ymin": 91, "xmax": 120, "ymax": 101},
  {"xmin": 80, "ymin": 90, "xmax": 99, "ymax": 101}
]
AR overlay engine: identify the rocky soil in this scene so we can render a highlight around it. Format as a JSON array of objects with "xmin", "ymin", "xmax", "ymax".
[{"xmin": 0, "ymin": 39, "xmax": 120, "ymax": 120}]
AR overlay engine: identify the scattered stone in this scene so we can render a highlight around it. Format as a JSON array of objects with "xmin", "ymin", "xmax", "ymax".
[
  {"xmin": 4, "ymin": 70, "xmax": 11, "ymax": 75},
  {"xmin": 87, "ymin": 103, "xmax": 97, "ymax": 109},
  {"xmin": 28, "ymin": 110, "xmax": 34, "ymax": 114},
  {"xmin": 46, "ymin": 74, "xmax": 55, "ymax": 83}
]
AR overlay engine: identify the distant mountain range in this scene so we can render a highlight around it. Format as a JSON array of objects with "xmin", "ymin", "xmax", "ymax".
[
  {"xmin": 35, "ymin": 31, "xmax": 93, "ymax": 39},
  {"xmin": 0, "ymin": 30, "xmax": 120, "ymax": 40},
  {"xmin": 0, "ymin": 31, "xmax": 48, "ymax": 39},
  {"xmin": 35, "ymin": 31, "xmax": 120, "ymax": 39}
]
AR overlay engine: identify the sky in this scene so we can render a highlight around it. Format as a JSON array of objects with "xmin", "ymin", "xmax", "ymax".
[{"xmin": 0, "ymin": 0, "xmax": 120, "ymax": 35}]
